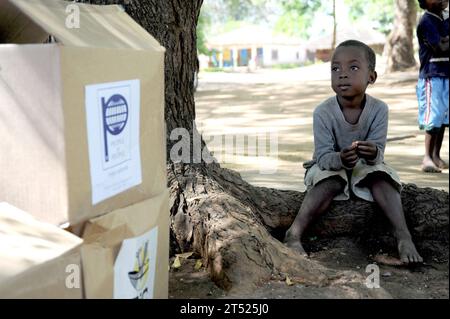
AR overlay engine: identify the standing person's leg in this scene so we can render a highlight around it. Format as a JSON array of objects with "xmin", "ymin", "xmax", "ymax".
[
  {"xmin": 364, "ymin": 172, "xmax": 423, "ymax": 264},
  {"xmin": 432, "ymin": 126, "xmax": 448, "ymax": 169},
  {"xmin": 423, "ymin": 131, "xmax": 441, "ymax": 172},
  {"xmin": 284, "ymin": 176, "xmax": 345, "ymax": 255},
  {"xmin": 425, "ymin": 77, "xmax": 449, "ymax": 170},
  {"xmin": 417, "ymin": 78, "xmax": 442, "ymax": 172}
]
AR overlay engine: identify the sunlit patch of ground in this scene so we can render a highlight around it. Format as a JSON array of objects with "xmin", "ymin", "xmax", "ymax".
[{"xmin": 195, "ymin": 64, "xmax": 449, "ymax": 192}]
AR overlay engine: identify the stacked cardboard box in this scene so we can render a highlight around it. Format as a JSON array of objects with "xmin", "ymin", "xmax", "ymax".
[
  {"xmin": 81, "ymin": 191, "xmax": 169, "ymax": 299},
  {"xmin": 0, "ymin": 0, "xmax": 167, "ymax": 226},
  {"xmin": 0, "ymin": 203, "xmax": 83, "ymax": 299},
  {"xmin": 0, "ymin": 0, "xmax": 169, "ymax": 299}
]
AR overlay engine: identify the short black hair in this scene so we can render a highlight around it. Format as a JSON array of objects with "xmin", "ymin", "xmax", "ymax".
[
  {"xmin": 335, "ymin": 39, "xmax": 376, "ymax": 72},
  {"xmin": 418, "ymin": 0, "xmax": 427, "ymax": 10}
]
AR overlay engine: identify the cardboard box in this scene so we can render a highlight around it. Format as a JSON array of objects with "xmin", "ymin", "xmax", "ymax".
[
  {"xmin": 0, "ymin": 202, "xmax": 83, "ymax": 299},
  {"xmin": 81, "ymin": 190, "xmax": 169, "ymax": 299},
  {"xmin": 0, "ymin": 0, "xmax": 167, "ymax": 226}
]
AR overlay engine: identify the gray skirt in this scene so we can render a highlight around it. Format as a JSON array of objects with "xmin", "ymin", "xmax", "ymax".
[{"xmin": 304, "ymin": 159, "xmax": 402, "ymax": 202}]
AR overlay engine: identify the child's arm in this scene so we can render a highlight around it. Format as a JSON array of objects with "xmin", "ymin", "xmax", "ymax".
[
  {"xmin": 419, "ymin": 19, "xmax": 449, "ymax": 54},
  {"xmin": 313, "ymin": 111, "xmax": 353, "ymax": 170},
  {"xmin": 438, "ymin": 35, "xmax": 449, "ymax": 53},
  {"xmin": 359, "ymin": 102, "xmax": 388, "ymax": 165}
]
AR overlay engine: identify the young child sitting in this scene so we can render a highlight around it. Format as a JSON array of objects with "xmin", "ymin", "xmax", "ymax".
[{"xmin": 284, "ymin": 40, "xmax": 423, "ymax": 265}]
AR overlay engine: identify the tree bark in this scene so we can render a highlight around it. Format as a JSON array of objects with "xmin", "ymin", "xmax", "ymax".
[
  {"xmin": 331, "ymin": 0, "xmax": 337, "ymax": 50},
  {"xmin": 169, "ymin": 162, "xmax": 448, "ymax": 291},
  {"xmin": 74, "ymin": 0, "xmax": 448, "ymax": 296},
  {"xmin": 384, "ymin": 0, "xmax": 417, "ymax": 72}
]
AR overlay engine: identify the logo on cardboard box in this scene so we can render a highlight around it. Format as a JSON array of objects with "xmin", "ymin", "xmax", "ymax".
[
  {"xmin": 85, "ymin": 80, "xmax": 142, "ymax": 204},
  {"xmin": 128, "ymin": 241, "xmax": 150, "ymax": 296},
  {"xmin": 100, "ymin": 90, "xmax": 131, "ymax": 169},
  {"xmin": 114, "ymin": 227, "xmax": 158, "ymax": 299},
  {"xmin": 102, "ymin": 94, "xmax": 129, "ymax": 163}
]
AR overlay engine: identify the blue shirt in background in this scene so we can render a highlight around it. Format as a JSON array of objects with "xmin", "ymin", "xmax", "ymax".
[{"xmin": 417, "ymin": 11, "xmax": 449, "ymax": 79}]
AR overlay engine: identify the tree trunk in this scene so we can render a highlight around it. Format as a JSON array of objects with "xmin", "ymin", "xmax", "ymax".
[
  {"xmin": 75, "ymin": 0, "xmax": 448, "ymax": 296},
  {"xmin": 384, "ymin": 0, "xmax": 417, "ymax": 72},
  {"xmin": 331, "ymin": 0, "xmax": 337, "ymax": 50}
]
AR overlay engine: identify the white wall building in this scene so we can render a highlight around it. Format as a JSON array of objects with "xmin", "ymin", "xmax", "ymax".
[{"xmin": 206, "ymin": 25, "xmax": 307, "ymax": 68}]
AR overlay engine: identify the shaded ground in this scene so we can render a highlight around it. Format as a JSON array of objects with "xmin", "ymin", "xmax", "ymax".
[
  {"xmin": 169, "ymin": 237, "xmax": 448, "ymax": 299},
  {"xmin": 169, "ymin": 62, "xmax": 449, "ymax": 299}
]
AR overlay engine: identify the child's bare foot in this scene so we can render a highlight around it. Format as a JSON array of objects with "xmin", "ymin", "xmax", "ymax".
[
  {"xmin": 398, "ymin": 238, "xmax": 423, "ymax": 264},
  {"xmin": 422, "ymin": 157, "xmax": 442, "ymax": 173},
  {"xmin": 284, "ymin": 236, "xmax": 308, "ymax": 256},
  {"xmin": 432, "ymin": 156, "xmax": 449, "ymax": 170}
]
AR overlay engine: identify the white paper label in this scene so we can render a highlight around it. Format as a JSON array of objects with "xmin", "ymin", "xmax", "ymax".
[
  {"xmin": 114, "ymin": 227, "xmax": 158, "ymax": 299},
  {"xmin": 85, "ymin": 80, "xmax": 142, "ymax": 204}
]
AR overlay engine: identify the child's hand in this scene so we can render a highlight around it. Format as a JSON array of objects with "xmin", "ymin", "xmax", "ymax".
[
  {"xmin": 355, "ymin": 141, "xmax": 377, "ymax": 160},
  {"xmin": 340, "ymin": 144, "xmax": 358, "ymax": 168}
]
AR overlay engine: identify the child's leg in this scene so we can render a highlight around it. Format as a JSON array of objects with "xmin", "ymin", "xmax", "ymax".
[
  {"xmin": 422, "ymin": 130, "xmax": 441, "ymax": 173},
  {"xmin": 365, "ymin": 172, "xmax": 423, "ymax": 264},
  {"xmin": 284, "ymin": 176, "xmax": 345, "ymax": 255},
  {"xmin": 432, "ymin": 126, "xmax": 448, "ymax": 169}
]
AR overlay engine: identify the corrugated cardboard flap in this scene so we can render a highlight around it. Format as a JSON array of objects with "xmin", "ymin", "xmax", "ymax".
[
  {"xmin": 0, "ymin": 202, "xmax": 83, "ymax": 284},
  {"xmin": 7, "ymin": 0, "xmax": 165, "ymax": 51},
  {"xmin": 0, "ymin": 0, "xmax": 48, "ymax": 43}
]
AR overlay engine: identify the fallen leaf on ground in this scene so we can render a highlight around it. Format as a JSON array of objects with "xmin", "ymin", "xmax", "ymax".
[
  {"xmin": 172, "ymin": 256, "xmax": 182, "ymax": 269},
  {"xmin": 194, "ymin": 259, "xmax": 203, "ymax": 270},
  {"xmin": 176, "ymin": 252, "xmax": 194, "ymax": 259},
  {"xmin": 285, "ymin": 275, "xmax": 294, "ymax": 286}
]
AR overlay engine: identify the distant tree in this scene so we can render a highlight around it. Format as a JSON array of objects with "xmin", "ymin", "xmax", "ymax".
[
  {"xmin": 384, "ymin": 0, "xmax": 417, "ymax": 72},
  {"xmin": 345, "ymin": 0, "xmax": 395, "ymax": 35},
  {"xmin": 197, "ymin": 0, "xmax": 277, "ymax": 55},
  {"xmin": 197, "ymin": 7, "xmax": 211, "ymax": 56},
  {"xmin": 331, "ymin": 0, "xmax": 336, "ymax": 49},
  {"xmin": 275, "ymin": 0, "xmax": 322, "ymax": 38},
  {"xmin": 203, "ymin": 0, "xmax": 275, "ymax": 25},
  {"xmin": 276, "ymin": 0, "xmax": 337, "ymax": 51}
]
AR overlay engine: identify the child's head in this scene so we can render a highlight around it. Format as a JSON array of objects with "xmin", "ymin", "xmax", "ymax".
[
  {"xmin": 331, "ymin": 40, "xmax": 377, "ymax": 100},
  {"xmin": 418, "ymin": 0, "xmax": 449, "ymax": 13}
]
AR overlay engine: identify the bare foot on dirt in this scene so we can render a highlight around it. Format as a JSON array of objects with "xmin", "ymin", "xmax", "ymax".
[
  {"xmin": 398, "ymin": 238, "xmax": 423, "ymax": 264},
  {"xmin": 284, "ymin": 237, "xmax": 308, "ymax": 257},
  {"xmin": 422, "ymin": 157, "xmax": 442, "ymax": 173},
  {"xmin": 432, "ymin": 156, "xmax": 449, "ymax": 170},
  {"xmin": 373, "ymin": 254, "xmax": 404, "ymax": 266}
]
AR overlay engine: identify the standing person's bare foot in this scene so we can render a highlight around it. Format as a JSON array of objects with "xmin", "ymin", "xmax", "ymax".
[
  {"xmin": 284, "ymin": 234, "xmax": 308, "ymax": 257},
  {"xmin": 432, "ymin": 156, "xmax": 449, "ymax": 170},
  {"xmin": 397, "ymin": 237, "xmax": 423, "ymax": 264},
  {"xmin": 422, "ymin": 156, "xmax": 442, "ymax": 173}
]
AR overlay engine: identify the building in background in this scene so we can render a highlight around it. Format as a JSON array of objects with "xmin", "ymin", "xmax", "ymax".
[
  {"xmin": 307, "ymin": 24, "xmax": 386, "ymax": 62},
  {"xmin": 206, "ymin": 25, "xmax": 309, "ymax": 69}
]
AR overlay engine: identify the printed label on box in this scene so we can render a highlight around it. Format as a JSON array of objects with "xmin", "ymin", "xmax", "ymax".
[
  {"xmin": 85, "ymin": 80, "xmax": 142, "ymax": 204},
  {"xmin": 114, "ymin": 227, "xmax": 158, "ymax": 299}
]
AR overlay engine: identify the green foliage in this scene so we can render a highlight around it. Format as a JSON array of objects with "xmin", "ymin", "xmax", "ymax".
[
  {"xmin": 197, "ymin": 0, "xmax": 275, "ymax": 55},
  {"xmin": 279, "ymin": 0, "xmax": 322, "ymax": 13},
  {"xmin": 274, "ymin": 8, "xmax": 314, "ymax": 38},
  {"xmin": 202, "ymin": 0, "xmax": 274, "ymax": 24},
  {"xmin": 275, "ymin": 0, "xmax": 330, "ymax": 38},
  {"xmin": 344, "ymin": 0, "xmax": 395, "ymax": 34},
  {"xmin": 197, "ymin": 8, "xmax": 211, "ymax": 55},
  {"xmin": 225, "ymin": 0, "xmax": 271, "ymax": 22}
]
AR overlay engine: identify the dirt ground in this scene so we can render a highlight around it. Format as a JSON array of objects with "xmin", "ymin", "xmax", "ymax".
[
  {"xmin": 169, "ymin": 62, "xmax": 449, "ymax": 299},
  {"xmin": 169, "ymin": 237, "xmax": 448, "ymax": 299}
]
